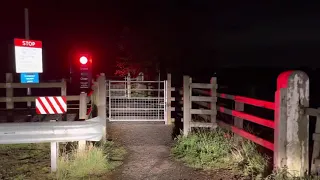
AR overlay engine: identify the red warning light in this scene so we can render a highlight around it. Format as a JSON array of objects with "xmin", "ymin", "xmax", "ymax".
[{"xmin": 79, "ymin": 56, "xmax": 88, "ymax": 65}]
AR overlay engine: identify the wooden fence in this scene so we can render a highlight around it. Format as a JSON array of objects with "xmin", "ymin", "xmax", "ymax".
[
  {"xmin": 167, "ymin": 71, "xmax": 312, "ymax": 177},
  {"xmin": 182, "ymin": 76, "xmax": 217, "ymax": 135},
  {"xmin": 0, "ymin": 73, "xmax": 79, "ymax": 110}
]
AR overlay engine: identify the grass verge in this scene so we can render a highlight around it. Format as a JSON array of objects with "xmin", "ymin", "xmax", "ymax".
[
  {"xmin": 0, "ymin": 141, "xmax": 126, "ymax": 180},
  {"xmin": 55, "ymin": 141, "xmax": 126, "ymax": 180},
  {"xmin": 171, "ymin": 128, "xmax": 269, "ymax": 179},
  {"xmin": 0, "ymin": 143, "xmax": 50, "ymax": 180},
  {"xmin": 265, "ymin": 167, "xmax": 320, "ymax": 180}
]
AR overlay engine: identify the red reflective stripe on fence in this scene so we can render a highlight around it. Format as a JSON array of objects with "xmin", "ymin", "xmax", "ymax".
[
  {"xmin": 234, "ymin": 96, "xmax": 274, "ymax": 110},
  {"xmin": 217, "ymin": 93, "xmax": 275, "ymax": 110},
  {"xmin": 87, "ymin": 90, "xmax": 93, "ymax": 97},
  {"xmin": 218, "ymin": 93, "xmax": 234, "ymax": 99},
  {"xmin": 217, "ymin": 121, "xmax": 274, "ymax": 151},
  {"xmin": 87, "ymin": 106, "xmax": 92, "ymax": 115},
  {"xmin": 218, "ymin": 106, "xmax": 274, "ymax": 129}
]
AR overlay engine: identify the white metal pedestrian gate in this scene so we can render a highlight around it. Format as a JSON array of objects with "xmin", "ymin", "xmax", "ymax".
[{"xmin": 108, "ymin": 80, "xmax": 167, "ymax": 123}]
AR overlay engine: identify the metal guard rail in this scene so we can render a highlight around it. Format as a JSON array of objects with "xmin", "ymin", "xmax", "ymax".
[{"xmin": 0, "ymin": 116, "xmax": 103, "ymax": 144}]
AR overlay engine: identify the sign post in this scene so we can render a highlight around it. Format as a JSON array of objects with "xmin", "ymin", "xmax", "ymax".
[
  {"xmin": 25, "ymin": 8, "xmax": 32, "ymax": 109},
  {"xmin": 14, "ymin": 9, "xmax": 43, "ymax": 113}
]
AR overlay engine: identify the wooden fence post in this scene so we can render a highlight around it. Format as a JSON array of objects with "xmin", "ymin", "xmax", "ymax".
[
  {"xmin": 61, "ymin": 79, "xmax": 67, "ymax": 96},
  {"xmin": 311, "ymin": 108, "xmax": 320, "ymax": 174},
  {"xmin": 234, "ymin": 102, "xmax": 244, "ymax": 129},
  {"xmin": 167, "ymin": 73, "xmax": 172, "ymax": 125},
  {"xmin": 97, "ymin": 73, "xmax": 107, "ymax": 142},
  {"xmin": 79, "ymin": 92, "xmax": 87, "ymax": 120},
  {"xmin": 274, "ymin": 87, "xmax": 287, "ymax": 170},
  {"xmin": 127, "ymin": 74, "xmax": 131, "ymax": 98},
  {"xmin": 234, "ymin": 101, "xmax": 244, "ymax": 142},
  {"xmin": 78, "ymin": 92, "xmax": 87, "ymax": 151},
  {"xmin": 6, "ymin": 73, "xmax": 13, "ymax": 122},
  {"xmin": 210, "ymin": 77, "xmax": 217, "ymax": 129},
  {"xmin": 6, "ymin": 73, "xmax": 13, "ymax": 109},
  {"xmin": 91, "ymin": 79, "xmax": 98, "ymax": 107},
  {"xmin": 60, "ymin": 78, "xmax": 68, "ymax": 121},
  {"xmin": 183, "ymin": 76, "xmax": 191, "ymax": 136},
  {"xmin": 274, "ymin": 70, "xmax": 309, "ymax": 176}
]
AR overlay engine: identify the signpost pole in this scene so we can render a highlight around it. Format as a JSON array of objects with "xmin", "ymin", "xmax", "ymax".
[
  {"xmin": 24, "ymin": 8, "xmax": 29, "ymax": 39},
  {"xmin": 24, "ymin": 8, "xmax": 32, "ymax": 112}
]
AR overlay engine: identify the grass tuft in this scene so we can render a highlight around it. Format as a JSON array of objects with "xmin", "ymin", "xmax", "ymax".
[
  {"xmin": 55, "ymin": 141, "xmax": 126, "ymax": 180},
  {"xmin": 0, "ymin": 141, "xmax": 126, "ymax": 180},
  {"xmin": 172, "ymin": 128, "xmax": 269, "ymax": 178}
]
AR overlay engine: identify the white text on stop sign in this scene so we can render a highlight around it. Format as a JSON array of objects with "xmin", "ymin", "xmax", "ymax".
[{"xmin": 22, "ymin": 41, "xmax": 36, "ymax": 47}]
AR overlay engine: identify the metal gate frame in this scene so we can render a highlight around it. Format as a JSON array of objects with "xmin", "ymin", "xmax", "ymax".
[{"xmin": 107, "ymin": 80, "xmax": 167, "ymax": 123}]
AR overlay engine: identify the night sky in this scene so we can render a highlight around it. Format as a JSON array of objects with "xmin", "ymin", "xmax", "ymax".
[{"xmin": 1, "ymin": 2, "xmax": 320, "ymax": 79}]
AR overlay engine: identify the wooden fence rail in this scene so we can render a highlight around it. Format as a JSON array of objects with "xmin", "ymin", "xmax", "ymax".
[
  {"xmin": 168, "ymin": 71, "xmax": 311, "ymax": 177},
  {"xmin": 191, "ymin": 87, "xmax": 275, "ymax": 151},
  {"xmin": 0, "ymin": 73, "xmax": 97, "ymax": 110}
]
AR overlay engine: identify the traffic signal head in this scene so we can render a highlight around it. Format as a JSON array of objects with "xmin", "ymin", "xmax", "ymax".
[
  {"xmin": 79, "ymin": 56, "xmax": 88, "ymax": 65},
  {"xmin": 77, "ymin": 53, "xmax": 92, "ymax": 93}
]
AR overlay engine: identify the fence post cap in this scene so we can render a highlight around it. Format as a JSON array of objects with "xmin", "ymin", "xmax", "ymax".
[{"xmin": 277, "ymin": 70, "xmax": 308, "ymax": 90}]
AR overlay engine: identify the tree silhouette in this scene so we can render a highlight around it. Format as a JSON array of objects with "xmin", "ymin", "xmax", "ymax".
[{"xmin": 114, "ymin": 26, "xmax": 158, "ymax": 79}]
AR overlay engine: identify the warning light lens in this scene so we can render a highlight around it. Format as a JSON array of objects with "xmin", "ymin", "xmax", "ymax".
[{"xmin": 79, "ymin": 56, "xmax": 88, "ymax": 65}]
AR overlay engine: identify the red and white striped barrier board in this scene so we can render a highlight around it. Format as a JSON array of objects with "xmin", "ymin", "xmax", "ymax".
[{"xmin": 36, "ymin": 96, "xmax": 67, "ymax": 114}]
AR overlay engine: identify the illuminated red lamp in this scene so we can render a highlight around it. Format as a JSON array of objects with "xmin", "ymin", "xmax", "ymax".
[{"xmin": 79, "ymin": 56, "xmax": 88, "ymax": 65}]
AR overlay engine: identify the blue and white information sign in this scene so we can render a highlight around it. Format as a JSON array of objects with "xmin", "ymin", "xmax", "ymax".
[{"xmin": 20, "ymin": 73, "xmax": 39, "ymax": 83}]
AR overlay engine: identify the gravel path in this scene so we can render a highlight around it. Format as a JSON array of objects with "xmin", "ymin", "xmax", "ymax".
[{"xmin": 106, "ymin": 122, "xmax": 237, "ymax": 180}]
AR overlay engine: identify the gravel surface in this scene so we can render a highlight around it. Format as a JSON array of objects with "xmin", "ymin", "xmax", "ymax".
[{"xmin": 106, "ymin": 122, "xmax": 241, "ymax": 180}]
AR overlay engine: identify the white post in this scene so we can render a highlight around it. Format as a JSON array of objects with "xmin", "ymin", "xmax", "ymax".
[
  {"xmin": 274, "ymin": 71, "xmax": 310, "ymax": 176},
  {"xmin": 50, "ymin": 120, "xmax": 58, "ymax": 172}
]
